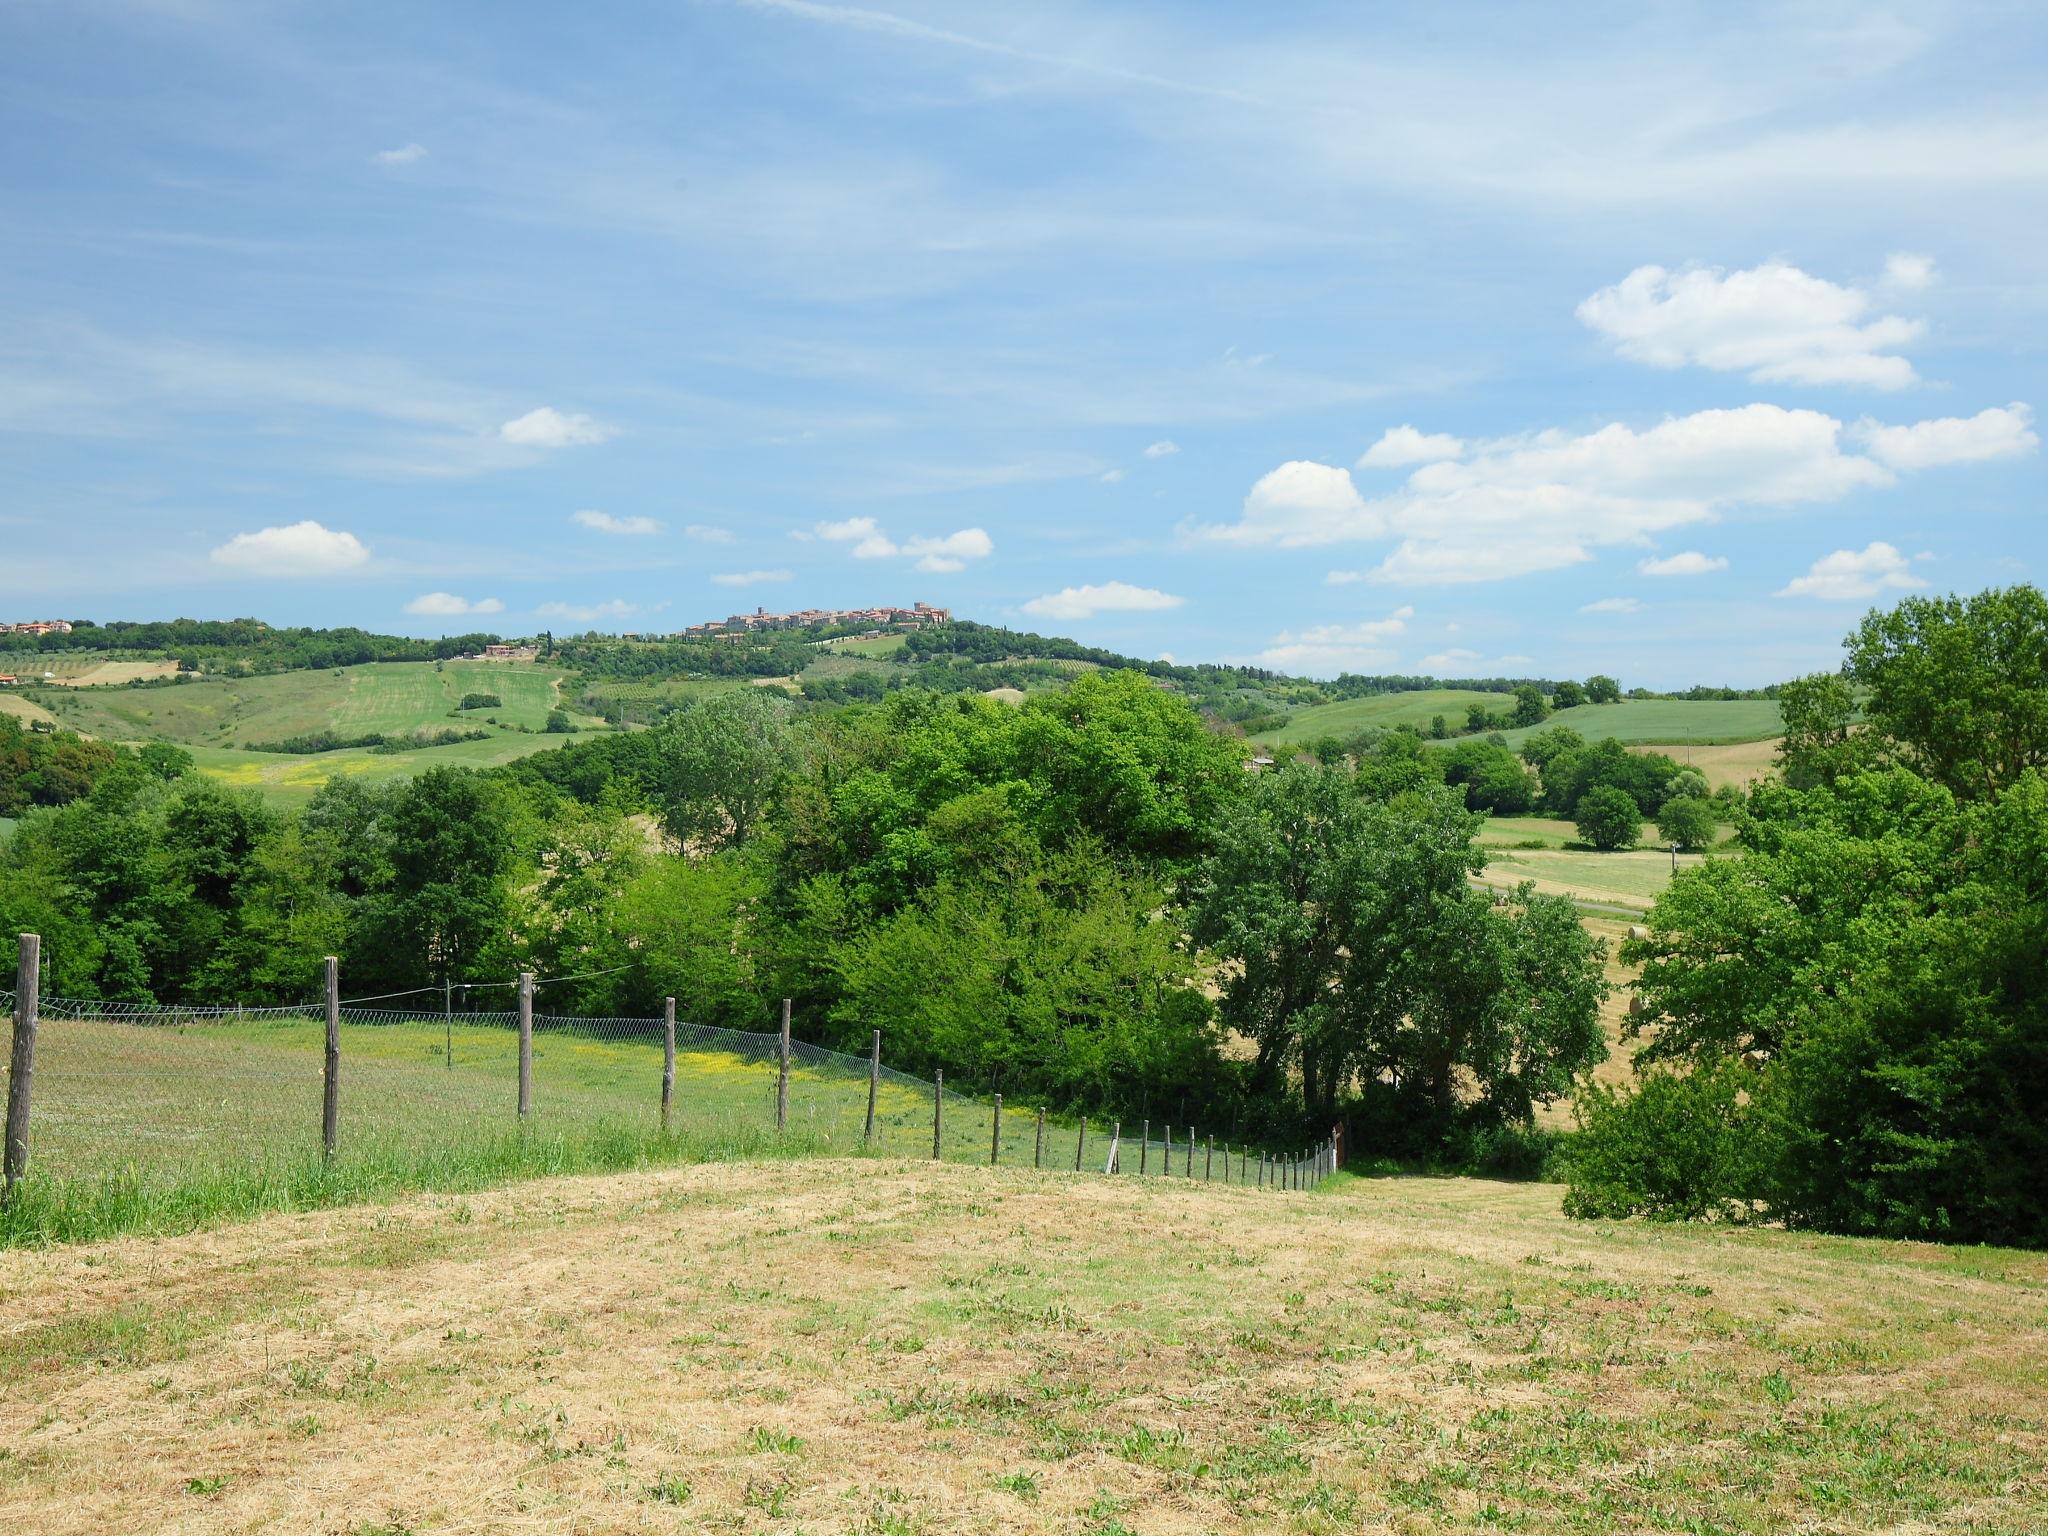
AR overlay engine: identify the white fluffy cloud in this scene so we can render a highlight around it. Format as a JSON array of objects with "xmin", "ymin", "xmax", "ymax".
[
  {"xmin": 209, "ymin": 520, "xmax": 369, "ymax": 578},
  {"xmin": 572, "ymin": 509, "xmax": 661, "ymax": 536},
  {"xmin": 1577, "ymin": 261, "xmax": 1924, "ymax": 389},
  {"xmin": 1255, "ymin": 607, "xmax": 1414, "ymax": 675},
  {"xmin": 684, "ymin": 524, "xmax": 736, "ymax": 544},
  {"xmin": 404, "ymin": 592, "xmax": 504, "ymax": 616},
  {"xmin": 1777, "ymin": 542, "xmax": 1926, "ymax": 601},
  {"xmin": 1195, "ymin": 400, "xmax": 2032, "ymax": 586},
  {"xmin": 816, "ymin": 518, "xmax": 992, "ymax": 573},
  {"xmin": 711, "ymin": 569, "xmax": 793, "ymax": 586},
  {"xmin": 499, "ymin": 407, "xmax": 618, "ymax": 448},
  {"xmin": 1022, "ymin": 581, "xmax": 1184, "ymax": 622},
  {"xmin": 1144, "ymin": 440, "xmax": 1180, "ymax": 458},
  {"xmin": 1359, "ymin": 425, "xmax": 1464, "ymax": 467},
  {"xmin": 1883, "ymin": 252, "xmax": 1938, "ymax": 291},
  {"xmin": 373, "ymin": 143, "xmax": 427, "ymax": 165},
  {"xmin": 1580, "ymin": 597, "xmax": 1644, "ymax": 615},
  {"xmin": 1855, "ymin": 404, "xmax": 2037, "ymax": 471},
  {"xmin": 1637, "ymin": 550, "xmax": 1729, "ymax": 577},
  {"xmin": 536, "ymin": 598, "xmax": 637, "ymax": 624}
]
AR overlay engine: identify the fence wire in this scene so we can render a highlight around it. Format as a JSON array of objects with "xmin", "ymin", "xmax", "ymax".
[{"xmin": 0, "ymin": 987, "xmax": 1337, "ymax": 1204}]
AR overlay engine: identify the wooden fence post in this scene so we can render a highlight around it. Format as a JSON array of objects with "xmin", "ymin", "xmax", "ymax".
[
  {"xmin": 1076, "ymin": 1116, "xmax": 1087, "ymax": 1171},
  {"xmin": 1164, "ymin": 1123, "xmax": 1172, "ymax": 1175},
  {"xmin": 990, "ymin": 1093, "xmax": 1002, "ymax": 1165},
  {"xmin": 1140, "ymin": 1119, "xmax": 1149, "ymax": 1175},
  {"xmin": 661, "ymin": 997, "xmax": 676, "ymax": 1133},
  {"xmin": 1105, "ymin": 1120, "xmax": 1121, "ymax": 1175},
  {"xmin": 864, "ymin": 1030, "xmax": 881, "ymax": 1145},
  {"xmin": 1034, "ymin": 1108, "xmax": 1045, "ymax": 1169},
  {"xmin": 516, "ymin": 971, "xmax": 534, "ymax": 1120},
  {"xmin": 322, "ymin": 955, "xmax": 340, "ymax": 1157},
  {"xmin": 443, "ymin": 976, "xmax": 453, "ymax": 1071},
  {"xmin": 1186, "ymin": 1130, "xmax": 1194, "ymax": 1178},
  {"xmin": 776, "ymin": 998, "xmax": 791, "ymax": 1133},
  {"xmin": 1333, "ymin": 1121, "xmax": 1343, "ymax": 1173},
  {"xmin": 4, "ymin": 934, "xmax": 41, "ymax": 1200},
  {"xmin": 931, "ymin": 1069, "xmax": 943, "ymax": 1159}
]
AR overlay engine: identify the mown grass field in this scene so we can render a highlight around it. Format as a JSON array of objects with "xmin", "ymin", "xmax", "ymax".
[
  {"xmin": 0, "ymin": 1011, "xmax": 1231, "ymax": 1247},
  {"xmin": 1252, "ymin": 689, "xmax": 1504, "ymax": 746},
  {"xmin": 26, "ymin": 659, "xmax": 588, "ymax": 745},
  {"xmin": 181, "ymin": 735, "xmax": 586, "ymax": 809},
  {"xmin": 0, "ymin": 692, "xmax": 60, "ymax": 730},
  {"xmin": 1474, "ymin": 815, "xmax": 1736, "ymax": 913},
  {"xmin": 0, "ymin": 1161, "xmax": 2039, "ymax": 1535},
  {"xmin": 0, "ymin": 653, "xmax": 179, "ymax": 686},
  {"xmin": 1476, "ymin": 698, "xmax": 1784, "ymax": 749}
]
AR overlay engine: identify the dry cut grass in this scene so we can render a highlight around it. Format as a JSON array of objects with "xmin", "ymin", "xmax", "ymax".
[{"xmin": 0, "ymin": 1161, "xmax": 2041, "ymax": 1535}]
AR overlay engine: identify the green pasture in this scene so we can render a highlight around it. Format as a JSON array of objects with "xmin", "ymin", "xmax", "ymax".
[
  {"xmin": 178, "ymin": 734, "xmax": 584, "ymax": 809},
  {"xmin": 26, "ymin": 659, "xmax": 590, "ymax": 746},
  {"xmin": 0, "ymin": 1011, "xmax": 1261, "ymax": 1245},
  {"xmin": 1474, "ymin": 697, "xmax": 1785, "ymax": 748},
  {"xmin": 1474, "ymin": 814, "xmax": 1736, "ymax": 911},
  {"xmin": 819, "ymin": 632, "xmax": 909, "ymax": 658},
  {"xmin": 1250, "ymin": 688, "xmax": 1504, "ymax": 746}
]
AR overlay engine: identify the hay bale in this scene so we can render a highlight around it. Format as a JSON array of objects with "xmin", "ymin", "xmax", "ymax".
[{"xmin": 1627, "ymin": 924, "xmax": 1649, "ymax": 941}]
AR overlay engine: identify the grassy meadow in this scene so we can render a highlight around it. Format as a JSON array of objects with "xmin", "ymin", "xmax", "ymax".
[
  {"xmin": 0, "ymin": 1160, "xmax": 2039, "ymax": 1534},
  {"xmin": 1474, "ymin": 814, "xmax": 1736, "ymax": 913},
  {"xmin": 0, "ymin": 1010, "xmax": 1249, "ymax": 1247},
  {"xmin": 1250, "ymin": 688, "xmax": 1504, "ymax": 746},
  {"xmin": 1475, "ymin": 698, "xmax": 1784, "ymax": 749}
]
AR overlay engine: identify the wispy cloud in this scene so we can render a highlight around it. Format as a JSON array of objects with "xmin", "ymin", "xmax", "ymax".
[
  {"xmin": 500, "ymin": 407, "xmax": 618, "ymax": 448},
  {"xmin": 373, "ymin": 143, "xmax": 428, "ymax": 165},
  {"xmin": 711, "ymin": 569, "xmax": 793, "ymax": 586},
  {"xmin": 572, "ymin": 509, "xmax": 662, "ymax": 535},
  {"xmin": 1022, "ymin": 581, "xmax": 1183, "ymax": 621}
]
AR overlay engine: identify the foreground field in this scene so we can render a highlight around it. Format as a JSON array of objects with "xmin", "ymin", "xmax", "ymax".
[{"xmin": 0, "ymin": 1162, "xmax": 2039, "ymax": 1535}]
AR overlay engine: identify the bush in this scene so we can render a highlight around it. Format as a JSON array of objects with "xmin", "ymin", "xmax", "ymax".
[
  {"xmin": 1562, "ymin": 1065, "xmax": 1759, "ymax": 1222},
  {"xmin": 544, "ymin": 709, "xmax": 577, "ymax": 734},
  {"xmin": 458, "ymin": 692, "xmax": 502, "ymax": 710},
  {"xmin": 1574, "ymin": 785, "xmax": 1640, "ymax": 850},
  {"xmin": 1655, "ymin": 796, "xmax": 1716, "ymax": 851}
]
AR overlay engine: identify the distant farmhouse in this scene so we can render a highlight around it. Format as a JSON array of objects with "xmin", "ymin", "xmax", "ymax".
[
  {"xmin": 475, "ymin": 643, "xmax": 540, "ymax": 661},
  {"xmin": 0, "ymin": 620, "xmax": 75, "ymax": 636},
  {"xmin": 675, "ymin": 602, "xmax": 949, "ymax": 639}
]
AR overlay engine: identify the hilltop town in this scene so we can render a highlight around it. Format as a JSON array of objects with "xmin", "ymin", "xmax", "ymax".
[{"xmin": 673, "ymin": 601, "xmax": 950, "ymax": 639}]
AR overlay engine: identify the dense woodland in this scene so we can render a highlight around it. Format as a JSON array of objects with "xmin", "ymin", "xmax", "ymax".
[{"xmin": 3, "ymin": 587, "xmax": 2044, "ymax": 1243}]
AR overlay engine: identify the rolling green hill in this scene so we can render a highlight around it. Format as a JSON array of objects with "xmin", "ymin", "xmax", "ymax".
[
  {"xmin": 1464, "ymin": 698, "xmax": 1784, "ymax": 748},
  {"xmin": 1249, "ymin": 688, "xmax": 1506, "ymax": 746}
]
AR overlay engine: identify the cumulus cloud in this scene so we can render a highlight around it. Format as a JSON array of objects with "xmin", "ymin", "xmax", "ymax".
[
  {"xmin": 404, "ymin": 592, "xmax": 504, "ymax": 616},
  {"xmin": 1144, "ymin": 440, "xmax": 1180, "ymax": 458},
  {"xmin": 1855, "ymin": 403, "xmax": 2037, "ymax": 471},
  {"xmin": 1777, "ymin": 542, "xmax": 1926, "ymax": 601},
  {"xmin": 711, "ymin": 569, "xmax": 793, "ymax": 586},
  {"xmin": 1021, "ymin": 581, "xmax": 1184, "ymax": 622},
  {"xmin": 684, "ymin": 524, "xmax": 736, "ymax": 544},
  {"xmin": 1580, "ymin": 597, "xmax": 1644, "ymax": 615},
  {"xmin": 209, "ymin": 520, "xmax": 369, "ymax": 578},
  {"xmin": 1194, "ymin": 400, "xmax": 2018, "ymax": 586},
  {"xmin": 499, "ymin": 406, "xmax": 618, "ymax": 448},
  {"xmin": 1638, "ymin": 550, "xmax": 1729, "ymax": 577},
  {"xmin": 572, "ymin": 509, "xmax": 662, "ymax": 536},
  {"xmin": 1359, "ymin": 425, "xmax": 1464, "ymax": 468},
  {"xmin": 536, "ymin": 598, "xmax": 637, "ymax": 624},
  {"xmin": 373, "ymin": 143, "xmax": 427, "ymax": 165},
  {"xmin": 816, "ymin": 518, "xmax": 992, "ymax": 572},
  {"xmin": 1883, "ymin": 252, "xmax": 1938, "ymax": 291},
  {"xmin": 1577, "ymin": 260, "xmax": 1923, "ymax": 389},
  {"xmin": 1254, "ymin": 607, "xmax": 1414, "ymax": 675}
]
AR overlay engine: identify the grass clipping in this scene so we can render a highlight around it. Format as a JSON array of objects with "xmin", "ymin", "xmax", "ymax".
[{"xmin": 0, "ymin": 1161, "xmax": 2043, "ymax": 1533}]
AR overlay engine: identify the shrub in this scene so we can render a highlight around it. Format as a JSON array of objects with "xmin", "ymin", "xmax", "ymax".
[
  {"xmin": 544, "ymin": 709, "xmax": 577, "ymax": 734},
  {"xmin": 1562, "ymin": 1064, "xmax": 1759, "ymax": 1221},
  {"xmin": 1574, "ymin": 785, "xmax": 1640, "ymax": 850},
  {"xmin": 458, "ymin": 692, "xmax": 502, "ymax": 710},
  {"xmin": 1655, "ymin": 795, "xmax": 1716, "ymax": 851}
]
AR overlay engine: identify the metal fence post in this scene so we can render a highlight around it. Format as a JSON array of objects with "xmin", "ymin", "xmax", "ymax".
[
  {"xmin": 1034, "ymin": 1108, "xmax": 1045, "ymax": 1169},
  {"xmin": 990, "ymin": 1093, "xmax": 1002, "ymax": 1165},
  {"xmin": 776, "ymin": 998, "xmax": 791, "ymax": 1133},
  {"xmin": 517, "ymin": 971, "xmax": 533, "ymax": 1120},
  {"xmin": 931, "ymin": 1069, "xmax": 943, "ymax": 1159},
  {"xmin": 4, "ymin": 934, "xmax": 41, "ymax": 1200},
  {"xmin": 661, "ymin": 997, "xmax": 676, "ymax": 1133},
  {"xmin": 322, "ymin": 956, "xmax": 340, "ymax": 1158},
  {"xmin": 443, "ymin": 976, "xmax": 452, "ymax": 1071},
  {"xmin": 864, "ymin": 1030, "xmax": 880, "ymax": 1145}
]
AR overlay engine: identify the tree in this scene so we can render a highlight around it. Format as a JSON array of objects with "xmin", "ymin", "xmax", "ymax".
[
  {"xmin": 1585, "ymin": 674, "xmax": 1622, "ymax": 704},
  {"xmin": 1552, "ymin": 679, "xmax": 1586, "ymax": 710},
  {"xmin": 1655, "ymin": 795, "xmax": 1715, "ymax": 851},
  {"xmin": 1575, "ymin": 785, "xmax": 1640, "ymax": 850},
  {"xmin": 1442, "ymin": 740, "xmax": 1537, "ymax": 814},
  {"xmin": 1845, "ymin": 585, "xmax": 2048, "ymax": 800},
  {"xmin": 1465, "ymin": 702, "xmax": 1493, "ymax": 733},
  {"xmin": 1429, "ymin": 714, "xmax": 1448, "ymax": 739},
  {"xmin": 362, "ymin": 768, "xmax": 512, "ymax": 989},
  {"xmin": 1510, "ymin": 683, "xmax": 1550, "ymax": 728},
  {"xmin": 1775, "ymin": 672, "xmax": 1870, "ymax": 789},
  {"xmin": 652, "ymin": 690, "xmax": 799, "ymax": 853}
]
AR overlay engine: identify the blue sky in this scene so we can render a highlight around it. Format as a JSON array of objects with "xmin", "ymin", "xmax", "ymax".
[{"xmin": 1, "ymin": 0, "xmax": 2040, "ymax": 687}]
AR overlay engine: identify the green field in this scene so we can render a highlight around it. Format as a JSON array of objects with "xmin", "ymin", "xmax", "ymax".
[
  {"xmin": 1250, "ymin": 688, "xmax": 1504, "ymax": 746},
  {"xmin": 1471, "ymin": 698, "xmax": 1785, "ymax": 748},
  {"xmin": 0, "ymin": 1008, "xmax": 1247, "ymax": 1247},
  {"xmin": 26, "ymin": 659, "xmax": 588, "ymax": 745},
  {"xmin": 180, "ymin": 734, "xmax": 587, "ymax": 809},
  {"xmin": 821, "ymin": 632, "xmax": 909, "ymax": 658}
]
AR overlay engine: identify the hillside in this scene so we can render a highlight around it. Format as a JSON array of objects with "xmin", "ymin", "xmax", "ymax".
[
  {"xmin": 1242, "ymin": 687, "xmax": 1505, "ymax": 746},
  {"xmin": 2, "ymin": 1160, "xmax": 2039, "ymax": 1534}
]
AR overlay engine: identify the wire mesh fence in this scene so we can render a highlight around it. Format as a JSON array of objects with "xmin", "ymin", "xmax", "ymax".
[{"xmin": 0, "ymin": 958, "xmax": 1339, "ymax": 1239}]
